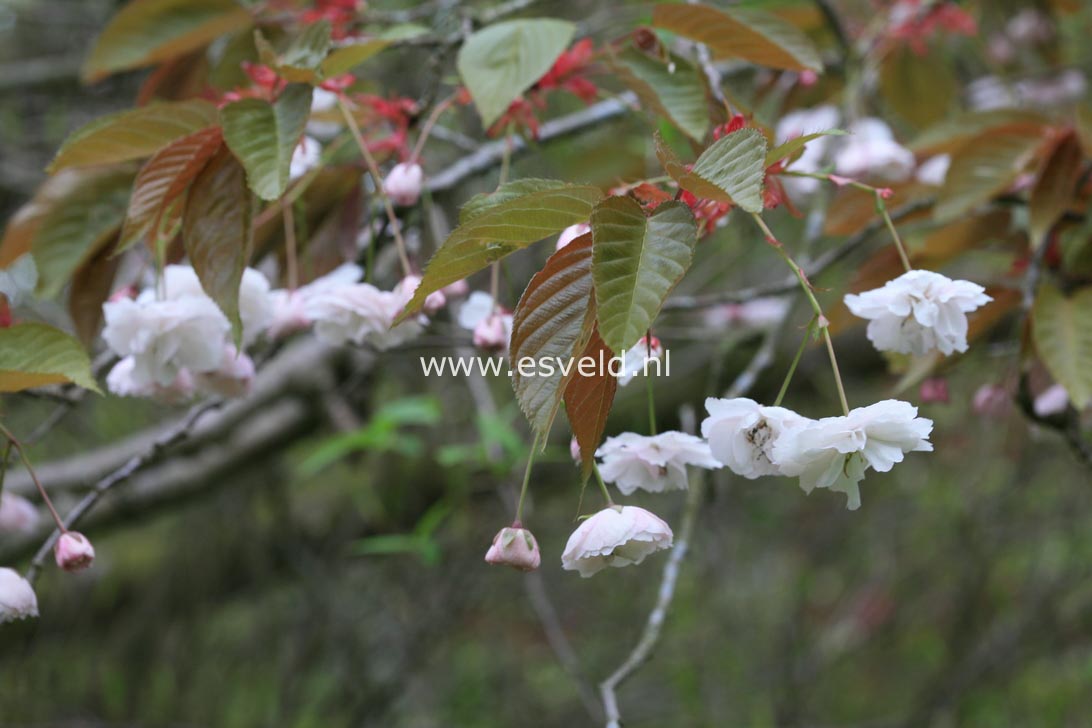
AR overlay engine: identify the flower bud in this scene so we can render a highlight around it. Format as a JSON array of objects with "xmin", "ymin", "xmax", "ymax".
[
  {"xmin": 0, "ymin": 492, "xmax": 40, "ymax": 535},
  {"xmin": 473, "ymin": 312, "xmax": 511, "ymax": 352},
  {"xmin": 972, "ymin": 383, "xmax": 1011, "ymax": 417},
  {"xmin": 570, "ymin": 436, "xmax": 582, "ymax": 463},
  {"xmin": 919, "ymin": 378, "xmax": 949, "ymax": 404},
  {"xmin": 0, "ymin": 567, "xmax": 38, "ymax": 623},
  {"xmin": 54, "ymin": 532, "xmax": 95, "ymax": 572},
  {"xmin": 383, "ymin": 162, "xmax": 424, "ymax": 206},
  {"xmin": 443, "ymin": 279, "xmax": 470, "ymax": 299},
  {"xmin": 484, "ymin": 526, "xmax": 541, "ymax": 571}
]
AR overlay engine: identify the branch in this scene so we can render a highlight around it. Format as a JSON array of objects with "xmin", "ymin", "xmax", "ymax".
[
  {"xmin": 600, "ymin": 456, "xmax": 706, "ymax": 728},
  {"xmin": 425, "ymin": 93, "xmax": 637, "ymax": 193},
  {"xmin": 662, "ymin": 198, "xmax": 933, "ymax": 312}
]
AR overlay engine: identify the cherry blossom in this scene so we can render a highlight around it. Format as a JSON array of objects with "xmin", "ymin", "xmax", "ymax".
[
  {"xmin": 383, "ymin": 162, "xmax": 424, "ymax": 206},
  {"xmin": 0, "ymin": 492, "xmax": 39, "ymax": 535},
  {"xmin": 844, "ymin": 270, "xmax": 992, "ymax": 356},
  {"xmin": 102, "ymin": 295, "xmax": 229, "ymax": 387},
  {"xmin": 289, "ymin": 136, "xmax": 322, "ymax": 180},
  {"xmin": 561, "ymin": 505, "xmax": 673, "ymax": 577},
  {"xmin": 268, "ymin": 263, "xmax": 364, "ymax": 339},
  {"xmin": 106, "ymin": 356, "xmax": 197, "ymax": 403},
  {"xmin": 0, "ymin": 567, "xmax": 38, "ymax": 623},
  {"xmin": 304, "ymin": 282, "xmax": 423, "ymax": 350},
  {"xmin": 701, "ymin": 397, "xmax": 809, "ymax": 479},
  {"xmin": 915, "ymin": 155, "xmax": 950, "ymax": 186},
  {"xmin": 773, "ymin": 400, "xmax": 934, "ymax": 510},
  {"xmin": 596, "ymin": 431, "xmax": 721, "ymax": 495},
  {"xmin": 193, "ymin": 345, "xmax": 256, "ymax": 399},
  {"xmin": 834, "ymin": 118, "xmax": 915, "ymax": 182},
  {"xmin": 484, "ymin": 526, "xmax": 541, "ymax": 571},
  {"xmin": 556, "ymin": 222, "xmax": 590, "ymax": 251},
  {"xmin": 617, "ymin": 336, "xmax": 663, "ymax": 386}
]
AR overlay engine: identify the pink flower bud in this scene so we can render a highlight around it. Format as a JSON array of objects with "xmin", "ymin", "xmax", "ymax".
[
  {"xmin": 919, "ymin": 378, "xmax": 949, "ymax": 404},
  {"xmin": 473, "ymin": 312, "xmax": 511, "ymax": 352},
  {"xmin": 443, "ymin": 278, "xmax": 470, "ymax": 299},
  {"xmin": 396, "ymin": 275, "xmax": 446, "ymax": 315},
  {"xmin": 0, "ymin": 567, "xmax": 38, "ymax": 623},
  {"xmin": 484, "ymin": 525, "xmax": 541, "ymax": 571},
  {"xmin": 383, "ymin": 162, "xmax": 424, "ymax": 206},
  {"xmin": 972, "ymin": 384, "xmax": 1010, "ymax": 417},
  {"xmin": 570, "ymin": 436, "xmax": 582, "ymax": 463},
  {"xmin": 54, "ymin": 532, "xmax": 95, "ymax": 572},
  {"xmin": 1033, "ymin": 384, "xmax": 1068, "ymax": 418},
  {"xmin": 0, "ymin": 492, "xmax": 40, "ymax": 535}
]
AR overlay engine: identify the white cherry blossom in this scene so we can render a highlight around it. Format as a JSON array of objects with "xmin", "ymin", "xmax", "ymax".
[
  {"xmin": 0, "ymin": 492, "xmax": 39, "ymax": 535},
  {"xmin": 701, "ymin": 397, "xmax": 809, "ymax": 479},
  {"xmin": 304, "ymin": 282, "xmax": 422, "ymax": 350},
  {"xmin": 596, "ymin": 431, "xmax": 721, "ymax": 495},
  {"xmin": 844, "ymin": 270, "xmax": 992, "ymax": 356},
  {"xmin": 834, "ymin": 118, "xmax": 915, "ymax": 182},
  {"xmin": 915, "ymin": 155, "xmax": 951, "ymax": 187},
  {"xmin": 383, "ymin": 162, "xmax": 424, "ymax": 206},
  {"xmin": 617, "ymin": 335, "xmax": 663, "ymax": 386},
  {"xmin": 561, "ymin": 506, "xmax": 673, "ymax": 577},
  {"xmin": 773, "ymin": 399, "xmax": 933, "ymax": 510},
  {"xmin": 105, "ymin": 357, "xmax": 196, "ymax": 403},
  {"xmin": 0, "ymin": 567, "xmax": 38, "ymax": 623}
]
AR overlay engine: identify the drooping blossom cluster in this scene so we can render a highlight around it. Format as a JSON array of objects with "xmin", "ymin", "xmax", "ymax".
[{"xmin": 702, "ymin": 398, "xmax": 934, "ymax": 511}]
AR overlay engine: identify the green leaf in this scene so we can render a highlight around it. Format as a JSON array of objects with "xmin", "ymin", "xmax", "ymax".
[
  {"xmin": 399, "ymin": 183, "xmax": 603, "ymax": 318},
  {"xmin": 509, "ymin": 233, "xmax": 596, "ymax": 437},
  {"xmin": 83, "ymin": 0, "xmax": 253, "ymax": 83},
  {"xmin": 609, "ymin": 47, "xmax": 709, "ymax": 141},
  {"xmin": 122, "ymin": 126, "xmax": 224, "ymax": 251},
  {"xmin": 182, "ymin": 147, "xmax": 254, "ymax": 341},
  {"xmin": 221, "ymin": 84, "xmax": 313, "ymax": 201},
  {"xmin": 320, "ymin": 38, "xmax": 390, "ymax": 76},
  {"xmin": 766, "ymin": 129, "xmax": 846, "ymax": 167},
  {"xmin": 48, "ymin": 100, "xmax": 219, "ymax": 173},
  {"xmin": 459, "ymin": 178, "xmax": 571, "ymax": 224},
  {"xmin": 456, "ymin": 18, "xmax": 575, "ymax": 127},
  {"xmin": 0, "ymin": 323, "xmax": 100, "ymax": 393},
  {"xmin": 657, "ymin": 128, "xmax": 768, "ymax": 213},
  {"xmin": 31, "ymin": 168, "xmax": 133, "ymax": 298},
  {"xmin": 1033, "ymin": 285, "xmax": 1092, "ymax": 409},
  {"xmin": 652, "ymin": 3, "xmax": 822, "ymax": 72},
  {"xmin": 592, "ymin": 197, "xmax": 697, "ymax": 352},
  {"xmin": 935, "ymin": 128, "xmax": 1047, "ymax": 221},
  {"xmin": 279, "ymin": 20, "xmax": 332, "ymax": 79}
]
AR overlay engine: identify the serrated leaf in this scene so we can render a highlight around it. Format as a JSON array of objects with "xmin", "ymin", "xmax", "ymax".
[
  {"xmin": 610, "ymin": 47, "xmax": 709, "ymax": 141},
  {"xmin": 279, "ymin": 20, "xmax": 332, "ymax": 80},
  {"xmin": 0, "ymin": 323, "xmax": 100, "ymax": 393},
  {"xmin": 935, "ymin": 128, "xmax": 1047, "ymax": 221},
  {"xmin": 656, "ymin": 128, "xmax": 767, "ymax": 212},
  {"xmin": 510, "ymin": 233, "xmax": 596, "ymax": 436},
  {"xmin": 456, "ymin": 18, "xmax": 575, "ymax": 128},
  {"xmin": 122, "ymin": 126, "xmax": 223, "ymax": 250},
  {"xmin": 1032, "ymin": 285, "xmax": 1092, "ymax": 409},
  {"xmin": 1029, "ymin": 132, "xmax": 1083, "ymax": 246},
  {"xmin": 400, "ymin": 183, "xmax": 603, "ymax": 318},
  {"xmin": 652, "ymin": 3, "xmax": 821, "ymax": 72},
  {"xmin": 31, "ymin": 168, "xmax": 133, "ymax": 298},
  {"xmin": 321, "ymin": 38, "xmax": 391, "ymax": 76},
  {"xmin": 459, "ymin": 179, "xmax": 571, "ymax": 224},
  {"xmin": 48, "ymin": 100, "xmax": 219, "ymax": 172},
  {"xmin": 221, "ymin": 84, "xmax": 313, "ymax": 201},
  {"xmin": 592, "ymin": 197, "xmax": 697, "ymax": 352},
  {"xmin": 766, "ymin": 129, "xmax": 846, "ymax": 166},
  {"xmin": 83, "ymin": 0, "xmax": 252, "ymax": 83},
  {"xmin": 564, "ymin": 325, "xmax": 617, "ymax": 480},
  {"xmin": 183, "ymin": 147, "xmax": 254, "ymax": 341}
]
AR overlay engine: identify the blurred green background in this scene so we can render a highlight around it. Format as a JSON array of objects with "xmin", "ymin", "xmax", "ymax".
[{"xmin": 3, "ymin": 0, "xmax": 1092, "ymax": 726}]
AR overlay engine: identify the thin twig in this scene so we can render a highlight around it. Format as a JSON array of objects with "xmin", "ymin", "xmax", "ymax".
[{"xmin": 24, "ymin": 399, "xmax": 223, "ymax": 583}]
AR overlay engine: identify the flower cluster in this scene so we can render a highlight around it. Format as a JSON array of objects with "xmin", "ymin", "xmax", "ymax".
[{"xmin": 703, "ymin": 398, "xmax": 934, "ymax": 510}]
